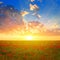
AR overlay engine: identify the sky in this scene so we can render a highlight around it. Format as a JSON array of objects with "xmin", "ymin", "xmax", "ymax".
[
  {"xmin": 0, "ymin": 0, "xmax": 60, "ymax": 28},
  {"xmin": 0, "ymin": 0, "xmax": 60, "ymax": 40}
]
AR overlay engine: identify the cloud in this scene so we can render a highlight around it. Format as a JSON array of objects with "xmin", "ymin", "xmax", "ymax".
[
  {"xmin": 36, "ymin": 14, "xmax": 42, "ymax": 19},
  {"xmin": 46, "ymin": 20, "xmax": 60, "ymax": 30},
  {"xmin": 50, "ymin": 23, "xmax": 59, "ymax": 29},
  {"xmin": 32, "ymin": 13, "xmax": 42, "ymax": 19},
  {"xmin": 32, "ymin": 12, "xmax": 36, "ymax": 15},
  {"xmin": 31, "ymin": 0, "xmax": 35, "ymax": 2},
  {"xmin": 0, "ymin": 4, "xmax": 60, "ymax": 35},
  {"xmin": 30, "ymin": 4, "xmax": 39, "ymax": 11},
  {"xmin": 0, "ymin": 5, "xmax": 24, "ymax": 32},
  {"xmin": 0, "ymin": 1, "xmax": 3, "ymax": 4},
  {"xmin": 20, "ymin": 11, "xmax": 29, "ymax": 17}
]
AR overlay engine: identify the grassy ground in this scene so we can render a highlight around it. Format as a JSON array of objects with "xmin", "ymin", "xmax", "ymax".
[{"xmin": 0, "ymin": 41, "xmax": 60, "ymax": 60}]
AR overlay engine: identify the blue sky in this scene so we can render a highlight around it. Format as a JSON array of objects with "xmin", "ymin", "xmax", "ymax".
[{"xmin": 0, "ymin": 0, "xmax": 60, "ymax": 26}]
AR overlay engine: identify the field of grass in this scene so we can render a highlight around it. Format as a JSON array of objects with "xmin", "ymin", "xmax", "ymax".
[{"xmin": 0, "ymin": 41, "xmax": 60, "ymax": 60}]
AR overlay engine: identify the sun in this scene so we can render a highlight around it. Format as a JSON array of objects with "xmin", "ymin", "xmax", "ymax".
[{"xmin": 25, "ymin": 35, "xmax": 33, "ymax": 41}]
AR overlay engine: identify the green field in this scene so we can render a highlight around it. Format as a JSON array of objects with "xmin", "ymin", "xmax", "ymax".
[{"xmin": 0, "ymin": 41, "xmax": 60, "ymax": 60}]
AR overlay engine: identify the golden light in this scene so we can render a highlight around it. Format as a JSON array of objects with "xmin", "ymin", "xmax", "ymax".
[
  {"xmin": 0, "ymin": 33, "xmax": 60, "ymax": 40},
  {"xmin": 24, "ymin": 35, "xmax": 33, "ymax": 41}
]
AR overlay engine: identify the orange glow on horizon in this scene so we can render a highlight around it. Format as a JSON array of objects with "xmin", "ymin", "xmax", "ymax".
[
  {"xmin": 0, "ymin": 33, "xmax": 60, "ymax": 41},
  {"xmin": 0, "ymin": 20, "xmax": 60, "ymax": 41}
]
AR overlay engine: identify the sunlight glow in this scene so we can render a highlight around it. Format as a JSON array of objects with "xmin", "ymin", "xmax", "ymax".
[
  {"xmin": 0, "ymin": 33, "xmax": 60, "ymax": 41},
  {"xmin": 25, "ymin": 35, "xmax": 33, "ymax": 41}
]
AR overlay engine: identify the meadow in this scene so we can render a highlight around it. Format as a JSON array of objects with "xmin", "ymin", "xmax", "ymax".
[{"xmin": 0, "ymin": 41, "xmax": 60, "ymax": 60}]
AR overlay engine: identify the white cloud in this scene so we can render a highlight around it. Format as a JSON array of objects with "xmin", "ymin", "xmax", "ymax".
[
  {"xmin": 32, "ymin": 12, "xmax": 36, "ymax": 15},
  {"xmin": 32, "ymin": 13, "xmax": 42, "ymax": 19},
  {"xmin": 31, "ymin": 0, "xmax": 34, "ymax": 2},
  {"xmin": 30, "ymin": 4, "xmax": 39, "ymax": 11},
  {"xmin": 0, "ymin": 2, "xmax": 3, "ymax": 4},
  {"xmin": 36, "ymin": 14, "xmax": 42, "ymax": 19},
  {"xmin": 20, "ymin": 11, "xmax": 29, "ymax": 17}
]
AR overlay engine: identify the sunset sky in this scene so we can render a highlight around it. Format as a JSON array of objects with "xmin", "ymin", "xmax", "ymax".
[
  {"xmin": 0, "ymin": 0, "xmax": 60, "ymax": 40},
  {"xmin": 0, "ymin": 0, "xmax": 60, "ymax": 24}
]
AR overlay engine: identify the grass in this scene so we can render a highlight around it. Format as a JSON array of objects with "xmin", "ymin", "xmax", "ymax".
[{"xmin": 0, "ymin": 41, "xmax": 60, "ymax": 60}]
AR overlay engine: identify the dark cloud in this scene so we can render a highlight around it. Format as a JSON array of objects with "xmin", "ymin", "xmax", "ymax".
[{"xmin": 0, "ymin": 4, "xmax": 23, "ymax": 32}]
